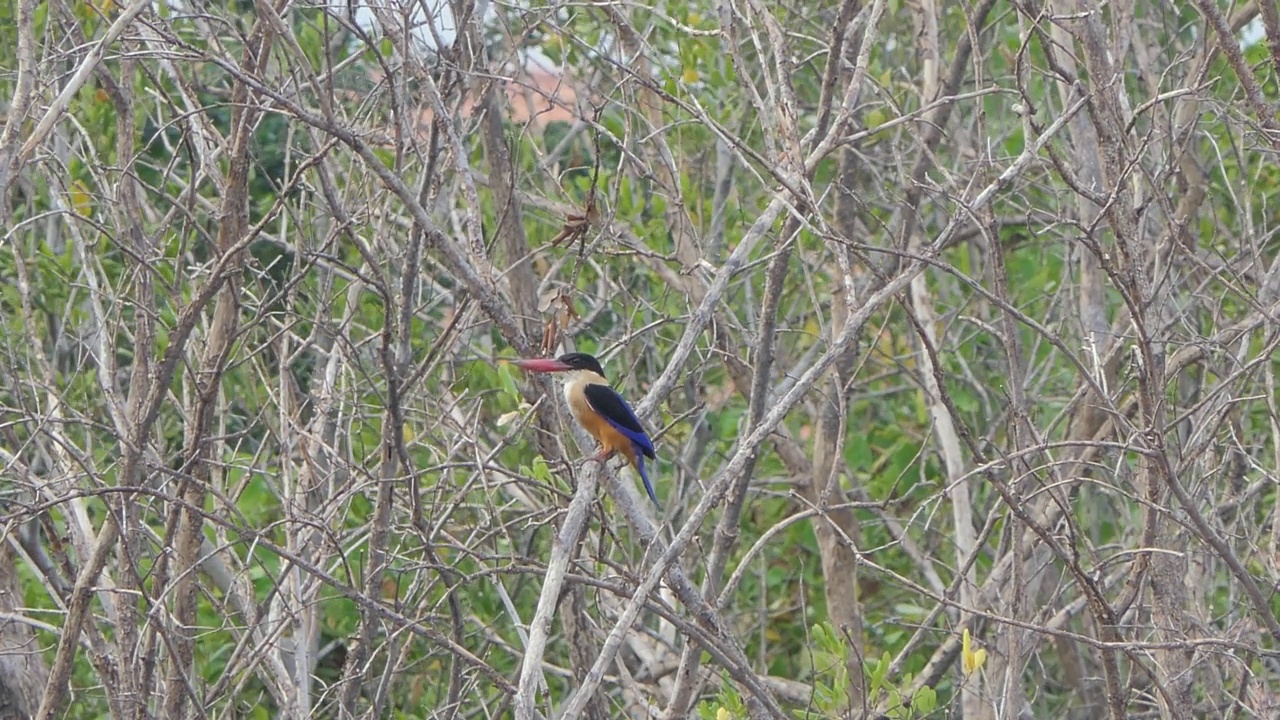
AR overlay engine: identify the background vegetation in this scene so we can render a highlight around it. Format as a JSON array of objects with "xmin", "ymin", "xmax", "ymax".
[{"xmin": 1, "ymin": 0, "xmax": 1279, "ymax": 718}]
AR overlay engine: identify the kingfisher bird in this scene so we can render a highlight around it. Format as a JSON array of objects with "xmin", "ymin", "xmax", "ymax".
[{"xmin": 513, "ymin": 352, "xmax": 659, "ymax": 506}]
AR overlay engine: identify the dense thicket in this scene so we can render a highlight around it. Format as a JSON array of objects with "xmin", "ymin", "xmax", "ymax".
[{"xmin": 1, "ymin": 0, "xmax": 1279, "ymax": 718}]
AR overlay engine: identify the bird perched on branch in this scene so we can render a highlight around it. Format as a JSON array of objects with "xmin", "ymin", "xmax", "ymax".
[{"xmin": 513, "ymin": 352, "xmax": 658, "ymax": 505}]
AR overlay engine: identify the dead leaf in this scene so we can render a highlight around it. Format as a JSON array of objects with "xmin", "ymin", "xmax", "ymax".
[
  {"xmin": 555, "ymin": 292, "xmax": 579, "ymax": 322},
  {"xmin": 548, "ymin": 193, "xmax": 598, "ymax": 253},
  {"xmin": 541, "ymin": 316, "xmax": 559, "ymax": 356}
]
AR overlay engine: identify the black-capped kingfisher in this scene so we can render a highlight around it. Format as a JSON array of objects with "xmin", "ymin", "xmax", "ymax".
[{"xmin": 513, "ymin": 353, "xmax": 659, "ymax": 505}]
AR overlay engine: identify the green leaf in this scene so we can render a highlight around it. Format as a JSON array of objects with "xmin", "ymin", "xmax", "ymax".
[
  {"xmin": 532, "ymin": 455, "xmax": 553, "ymax": 483},
  {"xmin": 912, "ymin": 686, "xmax": 937, "ymax": 714},
  {"xmin": 847, "ymin": 431, "xmax": 872, "ymax": 469},
  {"xmin": 498, "ymin": 362, "xmax": 519, "ymax": 401}
]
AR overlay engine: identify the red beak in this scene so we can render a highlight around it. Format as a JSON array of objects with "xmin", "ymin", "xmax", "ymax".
[{"xmin": 512, "ymin": 358, "xmax": 573, "ymax": 373}]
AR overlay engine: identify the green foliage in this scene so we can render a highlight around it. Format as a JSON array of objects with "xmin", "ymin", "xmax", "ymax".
[
  {"xmin": 863, "ymin": 649, "xmax": 939, "ymax": 720},
  {"xmin": 808, "ymin": 622, "xmax": 853, "ymax": 713},
  {"xmin": 694, "ymin": 678, "xmax": 748, "ymax": 719},
  {"xmin": 793, "ymin": 624, "xmax": 941, "ymax": 719}
]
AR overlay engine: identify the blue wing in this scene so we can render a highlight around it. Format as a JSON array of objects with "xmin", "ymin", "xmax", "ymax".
[{"xmin": 582, "ymin": 383, "xmax": 656, "ymax": 458}]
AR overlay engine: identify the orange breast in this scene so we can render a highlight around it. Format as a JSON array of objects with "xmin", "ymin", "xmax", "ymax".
[{"xmin": 567, "ymin": 380, "xmax": 638, "ymax": 464}]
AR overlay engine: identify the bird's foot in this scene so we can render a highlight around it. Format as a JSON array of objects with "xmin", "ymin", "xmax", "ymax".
[{"xmin": 589, "ymin": 449, "xmax": 613, "ymax": 464}]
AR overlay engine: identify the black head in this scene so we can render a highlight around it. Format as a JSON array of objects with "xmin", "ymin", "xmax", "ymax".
[{"xmin": 556, "ymin": 352, "xmax": 606, "ymax": 377}]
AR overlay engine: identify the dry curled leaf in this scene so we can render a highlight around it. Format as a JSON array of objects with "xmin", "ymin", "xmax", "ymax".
[
  {"xmin": 537, "ymin": 287, "xmax": 580, "ymax": 355},
  {"xmin": 540, "ymin": 317, "xmax": 559, "ymax": 357},
  {"xmin": 548, "ymin": 193, "xmax": 598, "ymax": 252}
]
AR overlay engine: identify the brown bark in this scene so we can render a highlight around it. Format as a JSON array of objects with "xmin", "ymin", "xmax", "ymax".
[{"xmin": 0, "ymin": 543, "xmax": 47, "ymax": 720}]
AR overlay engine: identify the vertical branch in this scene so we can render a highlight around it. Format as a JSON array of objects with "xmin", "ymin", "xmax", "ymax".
[
  {"xmin": 0, "ymin": 0, "xmax": 37, "ymax": 200},
  {"xmin": 1260, "ymin": 0, "xmax": 1280, "ymax": 76},
  {"xmin": 598, "ymin": 4, "xmax": 704, "ymax": 272},
  {"xmin": 32, "ymin": 8, "xmax": 263, "ymax": 717},
  {"xmin": 335, "ymin": 289, "xmax": 402, "ymax": 715},
  {"xmin": 668, "ymin": 0, "xmax": 862, "ymax": 709},
  {"xmin": 803, "ymin": 277, "xmax": 864, "ymax": 710},
  {"xmin": 164, "ymin": 10, "xmax": 277, "ymax": 716},
  {"xmin": 665, "ymin": 219, "xmax": 794, "ymax": 718},
  {"xmin": 803, "ymin": 153, "xmax": 868, "ymax": 711},
  {"xmin": 514, "ymin": 465, "xmax": 603, "ymax": 720},
  {"xmin": 318, "ymin": 173, "xmax": 405, "ymax": 717},
  {"xmin": 984, "ymin": 208, "xmax": 1036, "ymax": 720},
  {"xmin": 14, "ymin": 0, "xmax": 153, "ymax": 168},
  {"xmin": 0, "ymin": 541, "xmax": 47, "ymax": 717},
  {"xmin": 479, "ymin": 90, "xmax": 540, "ymax": 339},
  {"xmin": 1063, "ymin": 1, "xmax": 1194, "ymax": 716},
  {"xmin": 906, "ymin": 272, "xmax": 979, "ymax": 694},
  {"xmin": 468, "ymin": 29, "xmax": 564, "ymax": 471},
  {"xmin": 903, "ymin": 0, "xmax": 982, "ymax": 716}
]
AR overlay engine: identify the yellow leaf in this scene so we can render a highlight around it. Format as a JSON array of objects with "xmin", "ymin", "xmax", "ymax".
[
  {"xmin": 91, "ymin": 0, "xmax": 118, "ymax": 15},
  {"xmin": 682, "ymin": 66, "xmax": 699, "ymax": 84},
  {"xmin": 864, "ymin": 108, "xmax": 892, "ymax": 146},
  {"xmin": 962, "ymin": 628, "xmax": 987, "ymax": 675},
  {"xmin": 716, "ymin": 708, "xmax": 731, "ymax": 720},
  {"xmin": 70, "ymin": 180, "xmax": 92, "ymax": 218}
]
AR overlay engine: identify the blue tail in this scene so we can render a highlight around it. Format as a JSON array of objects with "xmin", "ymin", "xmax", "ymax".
[{"xmin": 634, "ymin": 451, "xmax": 659, "ymax": 506}]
